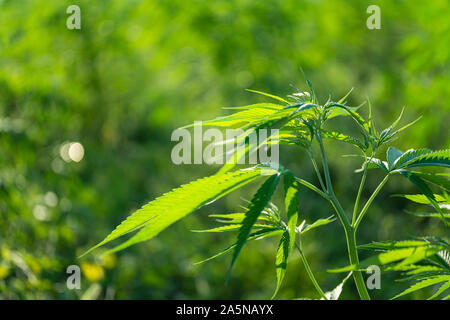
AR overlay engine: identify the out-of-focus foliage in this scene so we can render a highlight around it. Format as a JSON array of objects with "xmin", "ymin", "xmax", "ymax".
[{"xmin": 0, "ymin": 0, "xmax": 448, "ymax": 299}]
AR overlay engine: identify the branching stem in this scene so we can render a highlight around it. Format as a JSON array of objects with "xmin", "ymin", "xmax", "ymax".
[
  {"xmin": 315, "ymin": 129, "xmax": 370, "ymax": 300},
  {"xmin": 353, "ymin": 174, "xmax": 390, "ymax": 230},
  {"xmin": 295, "ymin": 242, "xmax": 328, "ymax": 300}
]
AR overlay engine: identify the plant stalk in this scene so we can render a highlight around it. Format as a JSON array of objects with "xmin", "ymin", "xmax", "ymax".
[
  {"xmin": 307, "ymin": 149, "xmax": 326, "ymax": 192},
  {"xmin": 316, "ymin": 130, "xmax": 370, "ymax": 299},
  {"xmin": 345, "ymin": 227, "xmax": 371, "ymax": 300},
  {"xmin": 353, "ymin": 174, "xmax": 390, "ymax": 230},
  {"xmin": 295, "ymin": 243, "xmax": 328, "ymax": 300},
  {"xmin": 295, "ymin": 177, "xmax": 329, "ymax": 200},
  {"xmin": 352, "ymin": 158, "xmax": 370, "ymax": 225}
]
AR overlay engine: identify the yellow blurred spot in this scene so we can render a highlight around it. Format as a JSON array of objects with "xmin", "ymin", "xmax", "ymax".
[
  {"xmin": 81, "ymin": 262, "xmax": 104, "ymax": 282},
  {"xmin": 1, "ymin": 247, "xmax": 10, "ymax": 260},
  {"xmin": 0, "ymin": 265, "xmax": 10, "ymax": 279},
  {"xmin": 101, "ymin": 254, "xmax": 117, "ymax": 269}
]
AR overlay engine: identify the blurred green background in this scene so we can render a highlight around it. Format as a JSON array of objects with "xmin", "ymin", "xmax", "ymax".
[{"xmin": 0, "ymin": 0, "xmax": 448, "ymax": 299}]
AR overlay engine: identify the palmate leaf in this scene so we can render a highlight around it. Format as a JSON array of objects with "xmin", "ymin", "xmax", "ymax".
[
  {"xmin": 272, "ymin": 231, "xmax": 290, "ymax": 299},
  {"xmin": 325, "ymin": 104, "xmax": 364, "ymax": 121},
  {"xmin": 378, "ymin": 107, "xmax": 405, "ymax": 143},
  {"xmin": 358, "ymin": 240, "xmax": 432, "ymax": 251},
  {"xmin": 391, "ymin": 148, "xmax": 432, "ymax": 169},
  {"xmin": 184, "ymin": 104, "xmax": 284, "ymax": 128},
  {"xmin": 376, "ymin": 108, "xmax": 422, "ymax": 147},
  {"xmin": 191, "ymin": 224, "xmax": 270, "ymax": 233},
  {"xmin": 400, "ymin": 149, "xmax": 450, "ymax": 169},
  {"xmin": 358, "ymin": 239, "xmax": 450, "ymax": 299},
  {"xmin": 194, "ymin": 228, "xmax": 283, "ymax": 265},
  {"xmin": 392, "ymin": 149, "xmax": 450, "ymax": 170},
  {"xmin": 379, "ymin": 116, "xmax": 422, "ymax": 146},
  {"xmin": 392, "ymin": 275, "xmax": 450, "ymax": 300},
  {"xmin": 218, "ymin": 103, "xmax": 319, "ymax": 174},
  {"xmin": 427, "ymin": 280, "xmax": 450, "ymax": 300},
  {"xmin": 208, "ymin": 213, "xmax": 272, "ymax": 224},
  {"xmin": 329, "ymin": 244, "xmax": 445, "ymax": 273},
  {"xmin": 409, "ymin": 172, "xmax": 450, "ymax": 192},
  {"xmin": 227, "ymin": 173, "xmax": 281, "ymax": 279},
  {"xmin": 82, "ymin": 167, "xmax": 276, "ymax": 256},
  {"xmin": 321, "ymin": 129, "xmax": 366, "ymax": 151},
  {"xmin": 392, "ymin": 194, "xmax": 447, "ymax": 204},
  {"xmin": 399, "ymin": 170, "xmax": 449, "ymax": 225},
  {"xmin": 325, "ymin": 103, "xmax": 370, "ymax": 134}
]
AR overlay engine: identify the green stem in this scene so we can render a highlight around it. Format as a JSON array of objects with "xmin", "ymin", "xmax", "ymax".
[
  {"xmin": 316, "ymin": 133, "xmax": 351, "ymax": 228},
  {"xmin": 295, "ymin": 243, "xmax": 328, "ymax": 300},
  {"xmin": 353, "ymin": 174, "xmax": 389, "ymax": 230},
  {"xmin": 346, "ymin": 227, "xmax": 371, "ymax": 300},
  {"xmin": 316, "ymin": 130, "xmax": 370, "ymax": 299},
  {"xmin": 352, "ymin": 158, "xmax": 370, "ymax": 225},
  {"xmin": 316, "ymin": 134, "xmax": 333, "ymax": 194},
  {"xmin": 295, "ymin": 177, "xmax": 329, "ymax": 200},
  {"xmin": 308, "ymin": 149, "xmax": 326, "ymax": 192}
]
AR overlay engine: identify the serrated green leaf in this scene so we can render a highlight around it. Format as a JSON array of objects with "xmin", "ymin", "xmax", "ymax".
[
  {"xmin": 189, "ymin": 105, "xmax": 283, "ymax": 128},
  {"xmin": 321, "ymin": 129, "xmax": 366, "ymax": 151},
  {"xmin": 399, "ymin": 171, "xmax": 449, "ymax": 225},
  {"xmin": 378, "ymin": 107, "xmax": 405, "ymax": 143},
  {"xmin": 359, "ymin": 240, "xmax": 431, "ymax": 251},
  {"xmin": 400, "ymin": 149, "xmax": 450, "ymax": 169},
  {"xmin": 387, "ymin": 147, "xmax": 404, "ymax": 169},
  {"xmin": 222, "ymin": 103, "xmax": 283, "ymax": 111},
  {"xmin": 217, "ymin": 105, "xmax": 316, "ymax": 174},
  {"xmin": 393, "ymin": 194, "xmax": 447, "ymax": 204},
  {"xmin": 383, "ymin": 116, "xmax": 422, "ymax": 144},
  {"xmin": 392, "ymin": 148, "xmax": 432, "ymax": 169},
  {"xmin": 272, "ymin": 231, "xmax": 290, "ymax": 299},
  {"xmin": 194, "ymin": 228, "xmax": 283, "ymax": 265},
  {"xmin": 82, "ymin": 168, "xmax": 275, "ymax": 256},
  {"xmin": 245, "ymin": 89, "xmax": 290, "ymax": 105},
  {"xmin": 208, "ymin": 213, "xmax": 271, "ymax": 224},
  {"xmin": 392, "ymin": 275, "xmax": 450, "ymax": 299},
  {"xmin": 329, "ymin": 245, "xmax": 444, "ymax": 273},
  {"xmin": 300, "ymin": 216, "xmax": 336, "ymax": 234},
  {"xmin": 227, "ymin": 173, "xmax": 281, "ymax": 279},
  {"xmin": 408, "ymin": 172, "xmax": 450, "ymax": 192},
  {"xmin": 284, "ymin": 170, "xmax": 299, "ymax": 254},
  {"xmin": 326, "ymin": 103, "xmax": 370, "ymax": 133},
  {"xmin": 192, "ymin": 224, "xmax": 269, "ymax": 233},
  {"xmin": 427, "ymin": 280, "xmax": 450, "ymax": 300}
]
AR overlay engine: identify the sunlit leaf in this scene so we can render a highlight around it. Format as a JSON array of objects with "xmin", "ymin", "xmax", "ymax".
[
  {"xmin": 227, "ymin": 173, "xmax": 281, "ymax": 279},
  {"xmin": 83, "ymin": 167, "xmax": 275, "ymax": 256},
  {"xmin": 284, "ymin": 170, "xmax": 299, "ymax": 254},
  {"xmin": 272, "ymin": 231, "xmax": 290, "ymax": 299}
]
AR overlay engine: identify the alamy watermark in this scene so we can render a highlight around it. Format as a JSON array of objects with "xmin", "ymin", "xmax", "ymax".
[
  {"xmin": 366, "ymin": 5, "xmax": 381, "ymax": 30},
  {"xmin": 66, "ymin": 5, "xmax": 81, "ymax": 30},
  {"xmin": 366, "ymin": 265, "xmax": 381, "ymax": 290},
  {"xmin": 171, "ymin": 122, "xmax": 280, "ymax": 173},
  {"xmin": 66, "ymin": 264, "xmax": 81, "ymax": 290}
]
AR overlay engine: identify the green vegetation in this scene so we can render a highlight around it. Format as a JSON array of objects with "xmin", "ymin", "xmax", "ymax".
[
  {"xmin": 87, "ymin": 79, "xmax": 449, "ymax": 299},
  {"xmin": 0, "ymin": 0, "xmax": 448, "ymax": 299}
]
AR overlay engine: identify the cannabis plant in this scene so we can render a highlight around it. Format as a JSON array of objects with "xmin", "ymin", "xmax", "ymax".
[{"xmin": 83, "ymin": 75, "xmax": 449, "ymax": 300}]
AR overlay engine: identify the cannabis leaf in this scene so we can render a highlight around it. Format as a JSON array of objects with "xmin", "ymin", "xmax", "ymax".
[{"xmin": 83, "ymin": 167, "xmax": 276, "ymax": 256}]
